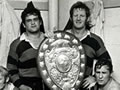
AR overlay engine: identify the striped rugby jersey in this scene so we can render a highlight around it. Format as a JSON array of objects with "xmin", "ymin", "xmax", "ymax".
[
  {"xmin": 66, "ymin": 30, "xmax": 111, "ymax": 76},
  {"xmin": 7, "ymin": 33, "xmax": 45, "ymax": 87}
]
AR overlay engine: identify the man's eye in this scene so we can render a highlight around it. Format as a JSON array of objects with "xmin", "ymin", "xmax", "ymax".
[
  {"xmin": 102, "ymin": 72, "xmax": 107, "ymax": 74},
  {"xmin": 34, "ymin": 18, "xmax": 39, "ymax": 21},
  {"xmin": 81, "ymin": 15, "xmax": 85, "ymax": 17},
  {"xmin": 73, "ymin": 15, "xmax": 78, "ymax": 17},
  {"xmin": 96, "ymin": 72, "xmax": 100, "ymax": 74},
  {"xmin": 26, "ymin": 19, "xmax": 31, "ymax": 22}
]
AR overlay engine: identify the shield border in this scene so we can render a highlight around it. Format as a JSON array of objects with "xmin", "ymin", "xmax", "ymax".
[{"xmin": 37, "ymin": 31, "xmax": 86, "ymax": 90}]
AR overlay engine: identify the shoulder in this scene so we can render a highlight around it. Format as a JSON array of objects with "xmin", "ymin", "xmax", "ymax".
[
  {"xmin": 9, "ymin": 37, "xmax": 21, "ymax": 50},
  {"xmin": 110, "ymin": 85, "xmax": 120, "ymax": 90},
  {"xmin": 90, "ymin": 32, "xmax": 103, "ymax": 41},
  {"xmin": 11, "ymin": 37, "xmax": 20, "ymax": 45},
  {"xmin": 110, "ymin": 78, "xmax": 120, "ymax": 90},
  {"xmin": 90, "ymin": 32, "xmax": 105, "ymax": 45}
]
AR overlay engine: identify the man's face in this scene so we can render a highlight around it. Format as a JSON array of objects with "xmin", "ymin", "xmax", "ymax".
[
  {"xmin": 24, "ymin": 14, "xmax": 41, "ymax": 33},
  {"xmin": 72, "ymin": 8, "xmax": 87, "ymax": 29},
  {"xmin": 95, "ymin": 65, "xmax": 111, "ymax": 86}
]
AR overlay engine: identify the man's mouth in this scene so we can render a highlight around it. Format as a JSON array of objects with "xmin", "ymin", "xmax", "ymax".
[
  {"xmin": 31, "ymin": 26, "xmax": 36, "ymax": 28},
  {"xmin": 98, "ymin": 80, "xmax": 104, "ymax": 82}
]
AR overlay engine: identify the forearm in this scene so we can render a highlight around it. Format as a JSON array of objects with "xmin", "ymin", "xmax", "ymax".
[{"xmin": 7, "ymin": 55, "xmax": 22, "ymax": 87}]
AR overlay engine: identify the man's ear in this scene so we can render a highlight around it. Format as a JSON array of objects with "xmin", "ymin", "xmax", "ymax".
[
  {"xmin": 110, "ymin": 71, "xmax": 113, "ymax": 76},
  {"xmin": 40, "ymin": 21, "xmax": 42, "ymax": 26},
  {"xmin": 23, "ymin": 23, "xmax": 26, "ymax": 28},
  {"xmin": 70, "ymin": 17, "xmax": 72, "ymax": 22},
  {"xmin": 87, "ymin": 17, "xmax": 90, "ymax": 22}
]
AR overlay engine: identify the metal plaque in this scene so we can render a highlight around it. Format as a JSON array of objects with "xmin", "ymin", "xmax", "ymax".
[{"xmin": 37, "ymin": 31, "xmax": 86, "ymax": 90}]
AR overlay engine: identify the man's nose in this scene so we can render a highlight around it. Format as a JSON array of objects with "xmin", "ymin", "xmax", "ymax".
[
  {"xmin": 77, "ymin": 16, "xmax": 81, "ymax": 20},
  {"xmin": 31, "ymin": 20, "xmax": 35, "ymax": 24},
  {"xmin": 99, "ymin": 73, "xmax": 103, "ymax": 79}
]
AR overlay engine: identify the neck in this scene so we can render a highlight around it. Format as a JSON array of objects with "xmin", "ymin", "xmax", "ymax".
[
  {"xmin": 25, "ymin": 31, "xmax": 44, "ymax": 49},
  {"xmin": 25, "ymin": 31, "xmax": 41, "ymax": 39},
  {"xmin": 72, "ymin": 27, "xmax": 87, "ymax": 40},
  {"xmin": 99, "ymin": 78, "xmax": 112, "ymax": 90}
]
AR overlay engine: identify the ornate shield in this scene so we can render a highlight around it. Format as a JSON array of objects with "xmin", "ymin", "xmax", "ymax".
[{"xmin": 37, "ymin": 31, "xmax": 86, "ymax": 90}]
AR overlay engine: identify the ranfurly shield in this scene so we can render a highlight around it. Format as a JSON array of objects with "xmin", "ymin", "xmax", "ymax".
[{"xmin": 37, "ymin": 31, "xmax": 86, "ymax": 90}]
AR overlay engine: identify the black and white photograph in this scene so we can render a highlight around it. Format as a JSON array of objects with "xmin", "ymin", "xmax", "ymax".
[{"xmin": 0, "ymin": 0, "xmax": 120, "ymax": 90}]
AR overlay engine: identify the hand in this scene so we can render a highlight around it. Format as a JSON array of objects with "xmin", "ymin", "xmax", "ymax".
[
  {"xmin": 45, "ymin": 30, "xmax": 54, "ymax": 38},
  {"xmin": 82, "ymin": 76, "xmax": 96, "ymax": 89},
  {"xmin": 19, "ymin": 85, "xmax": 32, "ymax": 90},
  {"xmin": 45, "ymin": 27, "xmax": 57, "ymax": 38}
]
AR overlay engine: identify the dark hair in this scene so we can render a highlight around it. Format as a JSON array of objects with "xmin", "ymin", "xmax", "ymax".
[
  {"xmin": 21, "ymin": 8, "xmax": 42, "ymax": 24},
  {"xmin": 95, "ymin": 59, "xmax": 113, "ymax": 73},
  {"xmin": 64, "ymin": 1, "xmax": 91, "ymax": 30},
  {"xmin": 70, "ymin": 1, "xmax": 90, "ymax": 19},
  {"xmin": 20, "ymin": 2, "xmax": 45, "ymax": 34}
]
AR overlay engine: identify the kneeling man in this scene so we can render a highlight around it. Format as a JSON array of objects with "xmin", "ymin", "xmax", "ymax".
[{"xmin": 94, "ymin": 59, "xmax": 120, "ymax": 90}]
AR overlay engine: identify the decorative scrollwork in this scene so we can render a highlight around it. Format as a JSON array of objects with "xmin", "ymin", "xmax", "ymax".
[{"xmin": 37, "ymin": 31, "xmax": 86, "ymax": 90}]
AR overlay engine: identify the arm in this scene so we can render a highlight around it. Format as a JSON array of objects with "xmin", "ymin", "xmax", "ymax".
[
  {"xmin": 95, "ymin": 35, "xmax": 111, "ymax": 60},
  {"xmin": 82, "ymin": 34, "xmax": 111, "ymax": 89},
  {"xmin": 7, "ymin": 39, "xmax": 22, "ymax": 88}
]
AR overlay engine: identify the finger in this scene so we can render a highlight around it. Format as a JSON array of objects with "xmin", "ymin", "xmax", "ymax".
[
  {"xmin": 45, "ymin": 30, "xmax": 54, "ymax": 38},
  {"xmin": 83, "ymin": 83, "xmax": 89, "ymax": 88},
  {"xmin": 88, "ymin": 82, "xmax": 96, "ymax": 89},
  {"xmin": 82, "ymin": 79, "xmax": 90, "ymax": 85},
  {"xmin": 82, "ymin": 81, "xmax": 89, "ymax": 87},
  {"xmin": 82, "ymin": 81, "xmax": 88, "ymax": 86},
  {"xmin": 83, "ymin": 78, "xmax": 89, "ymax": 82}
]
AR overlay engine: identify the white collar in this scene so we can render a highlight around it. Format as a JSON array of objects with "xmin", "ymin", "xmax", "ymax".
[
  {"xmin": 20, "ymin": 33, "xmax": 44, "ymax": 49},
  {"xmin": 20, "ymin": 33, "xmax": 29, "ymax": 41},
  {"xmin": 80, "ymin": 31, "xmax": 91, "ymax": 41}
]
